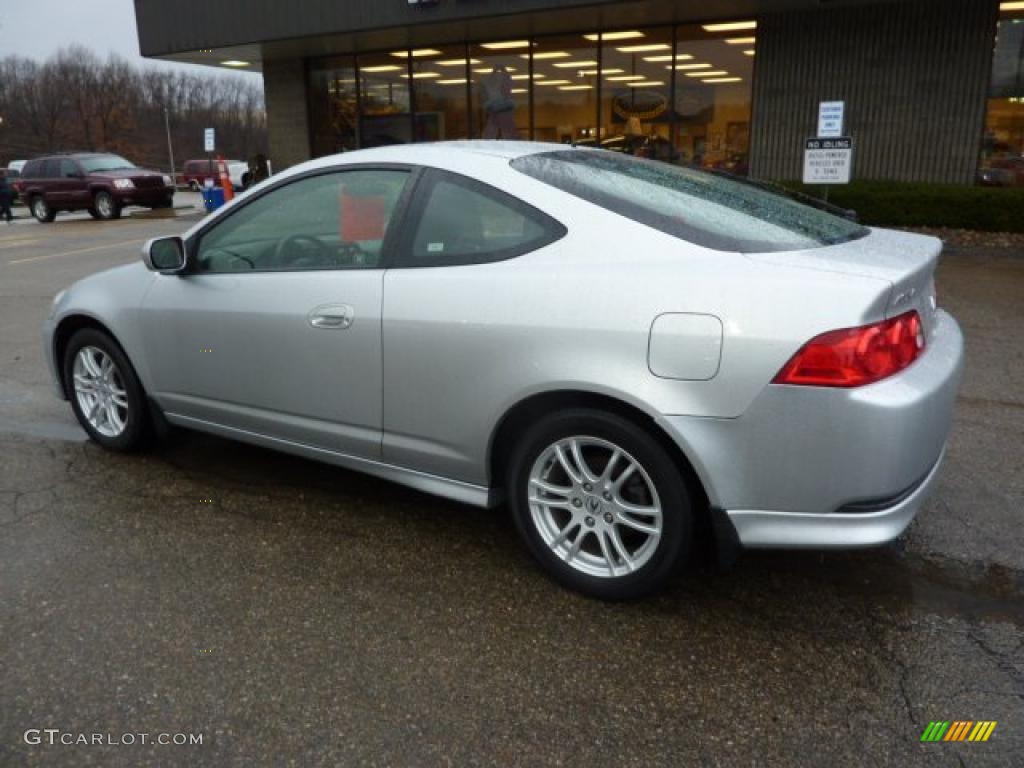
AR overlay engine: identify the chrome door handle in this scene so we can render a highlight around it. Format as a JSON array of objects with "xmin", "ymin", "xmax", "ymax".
[{"xmin": 308, "ymin": 304, "xmax": 354, "ymax": 330}]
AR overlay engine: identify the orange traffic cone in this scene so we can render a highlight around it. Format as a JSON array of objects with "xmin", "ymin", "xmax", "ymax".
[{"xmin": 217, "ymin": 156, "xmax": 235, "ymax": 202}]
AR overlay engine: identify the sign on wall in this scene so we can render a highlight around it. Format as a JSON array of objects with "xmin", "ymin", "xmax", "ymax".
[
  {"xmin": 817, "ymin": 101, "xmax": 845, "ymax": 138},
  {"xmin": 204, "ymin": 127, "xmax": 216, "ymax": 152},
  {"xmin": 802, "ymin": 137, "xmax": 853, "ymax": 184}
]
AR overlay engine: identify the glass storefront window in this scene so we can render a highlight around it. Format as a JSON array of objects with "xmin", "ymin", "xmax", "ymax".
[
  {"xmin": 410, "ymin": 46, "xmax": 471, "ymax": 142},
  {"xmin": 308, "ymin": 56, "xmax": 358, "ymax": 157},
  {"xmin": 358, "ymin": 51, "xmax": 412, "ymax": 147},
  {"xmin": 672, "ymin": 22, "xmax": 755, "ymax": 174},
  {"xmin": 530, "ymin": 35, "xmax": 598, "ymax": 144},
  {"xmin": 979, "ymin": 6, "xmax": 1024, "ymax": 186},
  {"xmin": 470, "ymin": 41, "xmax": 531, "ymax": 140},
  {"xmin": 597, "ymin": 27, "xmax": 675, "ymax": 160},
  {"xmin": 307, "ymin": 20, "xmax": 757, "ymax": 167}
]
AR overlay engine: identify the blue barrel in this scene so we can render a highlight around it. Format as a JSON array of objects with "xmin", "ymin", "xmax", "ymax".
[{"xmin": 202, "ymin": 187, "xmax": 226, "ymax": 212}]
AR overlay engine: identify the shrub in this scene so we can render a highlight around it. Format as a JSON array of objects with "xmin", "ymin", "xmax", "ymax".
[{"xmin": 777, "ymin": 180, "xmax": 1024, "ymax": 233}]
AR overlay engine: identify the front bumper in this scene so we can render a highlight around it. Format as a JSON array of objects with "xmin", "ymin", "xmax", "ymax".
[
  {"xmin": 113, "ymin": 187, "xmax": 174, "ymax": 206},
  {"xmin": 664, "ymin": 309, "xmax": 964, "ymax": 549}
]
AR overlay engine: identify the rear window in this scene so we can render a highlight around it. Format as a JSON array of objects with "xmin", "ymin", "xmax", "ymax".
[{"xmin": 511, "ymin": 150, "xmax": 868, "ymax": 253}]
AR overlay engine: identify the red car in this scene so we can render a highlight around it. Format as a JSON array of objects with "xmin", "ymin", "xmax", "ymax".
[
  {"xmin": 182, "ymin": 158, "xmax": 245, "ymax": 191},
  {"xmin": 18, "ymin": 153, "xmax": 174, "ymax": 222}
]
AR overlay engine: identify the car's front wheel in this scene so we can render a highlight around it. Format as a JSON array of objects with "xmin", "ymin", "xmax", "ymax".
[
  {"xmin": 92, "ymin": 191, "xmax": 122, "ymax": 220},
  {"xmin": 508, "ymin": 409, "xmax": 692, "ymax": 600},
  {"xmin": 31, "ymin": 196, "xmax": 56, "ymax": 223},
  {"xmin": 63, "ymin": 329, "xmax": 150, "ymax": 451}
]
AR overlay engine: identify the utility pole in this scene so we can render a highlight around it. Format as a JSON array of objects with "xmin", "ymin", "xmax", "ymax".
[{"xmin": 163, "ymin": 106, "xmax": 176, "ymax": 185}]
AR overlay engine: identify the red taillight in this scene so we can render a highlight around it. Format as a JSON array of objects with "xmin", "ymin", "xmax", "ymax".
[{"xmin": 773, "ymin": 311, "xmax": 925, "ymax": 388}]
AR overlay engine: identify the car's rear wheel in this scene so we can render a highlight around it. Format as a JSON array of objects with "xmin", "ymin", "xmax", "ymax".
[
  {"xmin": 508, "ymin": 409, "xmax": 692, "ymax": 600},
  {"xmin": 63, "ymin": 329, "xmax": 149, "ymax": 451},
  {"xmin": 93, "ymin": 191, "xmax": 121, "ymax": 220},
  {"xmin": 31, "ymin": 196, "xmax": 56, "ymax": 223}
]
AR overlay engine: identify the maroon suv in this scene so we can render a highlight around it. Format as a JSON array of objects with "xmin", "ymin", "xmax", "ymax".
[{"xmin": 17, "ymin": 153, "xmax": 174, "ymax": 222}]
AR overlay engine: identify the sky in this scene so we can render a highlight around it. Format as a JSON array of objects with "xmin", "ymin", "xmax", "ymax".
[{"xmin": 0, "ymin": 0, "xmax": 259, "ymax": 80}]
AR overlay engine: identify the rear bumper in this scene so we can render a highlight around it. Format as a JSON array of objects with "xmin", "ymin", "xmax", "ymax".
[
  {"xmin": 727, "ymin": 448, "xmax": 944, "ymax": 548},
  {"xmin": 663, "ymin": 309, "xmax": 963, "ymax": 549}
]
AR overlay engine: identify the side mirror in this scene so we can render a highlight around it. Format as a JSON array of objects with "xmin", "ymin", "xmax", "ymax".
[{"xmin": 142, "ymin": 236, "xmax": 186, "ymax": 273}]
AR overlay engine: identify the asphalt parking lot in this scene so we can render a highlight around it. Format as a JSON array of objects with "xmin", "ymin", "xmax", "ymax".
[{"xmin": 0, "ymin": 212, "xmax": 1021, "ymax": 767}]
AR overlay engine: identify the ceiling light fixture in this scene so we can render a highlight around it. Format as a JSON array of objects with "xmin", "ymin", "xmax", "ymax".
[
  {"xmin": 616, "ymin": 43, "xmax": 671, "ymax": 53},
  {"xmin": 702, "ymin": 76, "xmax": 742, "ymax": 83},
  {"xmin": 584, "ymin": 31, "xmax": 645, "ymax": 41},
  {"xmin": 644, "ymin": 54, "xmax": 694, "ymax": 62},
  {"xmin": 725, "ymin": 37, "xmax": 756, "ymax": 45},
  {"xmin": 702, "ymin": 21, "xmax": 757, "ymax": 32},
  {"xmin": 552, "ymin": 60, "xmax": 599, "ymax": 68},
  {"xmin": 525, "ymin": 51, "xmax": 571, "ymax": 60},
  {"xmin": 221, "ymin": 60, "xmax": 250, "ymax": 67},
  {"xmin": 361, "ymin": 65, "xmax": 402, "ymax": 73},
  {"xmin": 686, "ymin": 70, "xmax": 727, "ymax": 77},
  {"xmin": 480, "ymin": 40, "xmax": 531, "ymax": 49}
]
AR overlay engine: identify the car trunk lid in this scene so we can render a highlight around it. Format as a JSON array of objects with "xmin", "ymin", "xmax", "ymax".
[{"xmin": 745, "ymin": 227, "xmax": 941, "ymax": 339}]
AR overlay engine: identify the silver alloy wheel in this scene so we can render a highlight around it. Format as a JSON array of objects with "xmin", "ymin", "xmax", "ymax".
[
  {"xmin": 95, "ymin": 193, "xmax": 113, "ymax": 218},
  {"xmin": 72, "ymin": 346, "xmax": 129, "ymax": 438},
  {"xmin": 528, "ymin": 436, "xmax": 663, "ymax": 578},
  {"xmin": 33, "ymin": 198, "xmax": 48, "ymax": 219}
]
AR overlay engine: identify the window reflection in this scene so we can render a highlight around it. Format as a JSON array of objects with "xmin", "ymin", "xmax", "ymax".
[
  {"xmin": 979, "ymin": 8, "xmax": 1024, "ymax": 186},
  {"xmin": 531, "ymin": 35, "xmax": 598, "ymax": 144},
  {"xmin": 598, "ymin": 28, "xmax": 675, "ymax": 161},
  {"xmin": 672, "ymin": 23, "xmax": 755, "ymax": 174},
  {"xmin": 471, "ymin": 41, "xmax": 531, "ymax": 139},
  {"xmin": 309, "ymin": 56, "xmax": 358, "ymax": 156},
  {"xmin": 411, "ymin": 46, "xmax": 471, "ymax": 141},
  {"xmin": 358, "ymin": 51, "xmax": 412, "ymax": 146}
]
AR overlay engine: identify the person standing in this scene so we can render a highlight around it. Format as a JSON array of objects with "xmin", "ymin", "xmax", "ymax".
[
  {"xmin": 480, "ymin": 66, "xmax": 519, "ymax": 140},
  {"xmin": 0, "ymin": 170, "xmax": 14, "ymax": 224}
]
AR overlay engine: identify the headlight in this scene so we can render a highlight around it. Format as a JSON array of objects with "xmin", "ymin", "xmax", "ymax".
[
  {"xmin": 162, "ymin": 175, "xmax": 173, "ymax": 187},
  {"xmin": 113, "ymin": 179, "xmax": 135, "ymax": 190}
]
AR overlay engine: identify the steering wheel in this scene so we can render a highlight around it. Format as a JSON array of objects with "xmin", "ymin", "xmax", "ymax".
[{"xmin": 274, "ymin": 234, "xmax": 330, "ymax": 268}]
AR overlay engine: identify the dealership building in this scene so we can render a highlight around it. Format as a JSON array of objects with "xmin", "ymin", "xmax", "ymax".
[{"xmin": 133, "ymin": 0, "xmax": 1024, "ymax": 185}]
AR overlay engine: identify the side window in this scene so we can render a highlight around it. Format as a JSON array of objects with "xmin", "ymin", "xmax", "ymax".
[
  {"xmin": 42, "ymin": 159, "xmax": 60, "ymax": 178},
  {"xmin": 405, "ymin": 173, "xmax": 562, "ymax": 267},
  {"xmin": 59, "ymin": 160, "xmax": 80, "ymax": 178},
  {"xmin": 195, "ymin": 169, "xmax": 409, "ymax": 273}
]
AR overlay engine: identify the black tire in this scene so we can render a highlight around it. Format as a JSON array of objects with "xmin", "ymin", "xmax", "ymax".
[
  {"xmin": 31, "ymin": 195, "xmax": 56, "ymax": 223},
  {"xmin": 92, "ymin": 190, "xmax": 122, "ymax": 220},
  {"xmin": 87, "ymin": 207, "xmax": 102, "ymax": 220},
  {"xmin": 507, "ymin": 408, "xmax": 692, "ymax": 600},
  {"xmin": 63, "ymin": 328, "xmax": 150, "ymax": 451}
]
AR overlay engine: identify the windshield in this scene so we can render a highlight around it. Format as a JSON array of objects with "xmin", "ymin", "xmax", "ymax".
[
  {"xmin": 78, "ymin": 155, "xmax": 136, "ymax": 173},
  {"xmin": 511, "ymin": 150, "xmax": 868, "ymax": 253}
]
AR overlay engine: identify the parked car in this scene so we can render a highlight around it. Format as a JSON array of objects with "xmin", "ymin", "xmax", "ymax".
[
  {"xmin": 183, "ymin": 158, "xmax": 246, "ymax": 191},
  {"xmin": 7, "ymin": 159, "xmax": 27, "ymax": 175},
  {"xmin": 977, "ymin": 155, "xmax": 1024, "ymax": 187},
  {"xmin": 18, "ymin": 153, "xmax": 174, "ymax": 223},
  {"xmin": 42, "ymin": 142, "xmax": 963, "ymax": 599}
]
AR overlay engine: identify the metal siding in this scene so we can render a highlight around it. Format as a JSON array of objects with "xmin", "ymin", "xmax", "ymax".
[{"xmin": 749, "ymin": 0, "xmax": 999, "ymax": 183}]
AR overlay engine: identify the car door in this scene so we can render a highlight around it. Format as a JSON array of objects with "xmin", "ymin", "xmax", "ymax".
[
  {"xmin": 381, "ymin": 169, "xmax": 566, "ymax": 483},
  {"xmin": 59, "ymin": 159, "xmax": 89, "ymax": 207},
  {"xmin": 139, "ymin": 166, "xmax": 414, "ymax": 458}
]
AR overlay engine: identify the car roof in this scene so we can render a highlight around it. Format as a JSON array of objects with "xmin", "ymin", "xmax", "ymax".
[{"xmin": 307, "ymin": 140, "xmax": 572, "ymax": 169}]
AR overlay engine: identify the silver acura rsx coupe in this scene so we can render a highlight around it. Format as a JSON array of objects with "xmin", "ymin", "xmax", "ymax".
[{"xmin": 43, "ymin": 141, "xmax": 964, "ymax": 599}]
